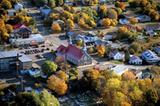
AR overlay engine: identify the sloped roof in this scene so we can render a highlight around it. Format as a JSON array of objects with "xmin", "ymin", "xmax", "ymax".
[
  {"xmin": 66, "ymin": 45, "xmax": 84, "ymax": 60},
  {"xmin": 57, "ymin": 44, "xmax": 84, "ymax": 60}
]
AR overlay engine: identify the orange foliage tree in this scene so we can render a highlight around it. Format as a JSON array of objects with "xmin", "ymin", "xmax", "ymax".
[
  {"xmin": 47, "ymin": 75, "xmax": 68, "ymax": 95},
  {"xmin": 51, "ymin": 23, "xmax": 62, "ymax": 32}
]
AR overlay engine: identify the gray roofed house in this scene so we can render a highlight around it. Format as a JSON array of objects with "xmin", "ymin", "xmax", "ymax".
[
  {"xmin": 0, "ymin": 51, "xmax": 32, "ymax": 72},
  {"xmin": 141, "ymin": 50, "xmax": 160, "ymax": 64}
]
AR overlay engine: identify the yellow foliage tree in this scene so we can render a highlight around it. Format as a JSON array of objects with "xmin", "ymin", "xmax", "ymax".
[
  {"xmin": 118, "ymin": 26, "xmax": 128, "ymax": 33},
  {"xmin": 1, "ymin": 0, "xmax": 12, "ymax": 9},
  {"xmin": 56, "ymin": 71, "xmax": 68, "ymax": 82},
  {"xmin": 102, "ymin": 18, "xmax": 111, "ymax": 28},
  {"xmin": 5, "ymin": 24, "xmax": 13, "ymax": 34},
  {"xmin": 96, "ymin": 44, "xmax": 106, "ymax": 57},
  {"xmin": 51, "ymin": 23, "xmax": 61, "ymax": 32},
  {"xmin": 47, "ymin": 75, "xmax": 68, "ymax": 95},
  {"xmin": 84, "ymin": 69, "xmax": 100, "ymax": 80},
  {"xmin": 106, "ymin": 78, "xmax": 121, "ymax": 89},
  {"xmin": 63, "ymin": 10, "xmax": 74, "ymax": 20},
  {"xmin": 66, "ymin": 19, "xmax": 75, "ymax": 30},
  {"xmin": 129, "ymin": 18, "xmax": 138, "ymax": 25}
]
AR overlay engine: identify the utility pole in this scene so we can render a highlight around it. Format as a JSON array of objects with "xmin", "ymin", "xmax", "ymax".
[{"xmin": 16, "ymin": 53, "xmax": 20, "ymax": 77}]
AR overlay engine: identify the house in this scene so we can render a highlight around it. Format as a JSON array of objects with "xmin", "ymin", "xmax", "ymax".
[
  {"xmin": 14, "ymin": 3, "xmax": 23, "ymax": 11},
  {"xmin": 136, "ymin": 15, "xmax": 151, "ymax": 23},
  {"xmin": 56, "ymin": 44, "xmax": 92, "ymax": 65},
  {"xmin": 141, "ymin": 50, "xmax": 160, "ymax": 64},
  {"xmin": 76, "ymin": 34, "xmax": 98, "ymax": 43},
  {"xmin": 19, "ymin": 55, "xmax": 32, "ymax": 70},
  {"xmin": 40, "ymin": 5, "xmax": 51, "ymax": 18},
  {"xmin": 0, "ymin": 51, "xmax": 32, "ymax": 72},
  {"xmin": 144, "ymin": 24, "xmax": 160, "ymax": 31},
  {"xmin": 103, "ymin": 34, "xmax": 114, "ymax": 41},
  {"xmin": 109, "ymin": 51, "xmax": 124, "ymax": 60},
  {"xmin": 65, "ymin": 0, "xmax": 74, "ymax": 6},
  {"xmin": 111, "ymin": 65, "xmax": 129, "ymax": 75},
  {"xmin": 154, "ymin": 46, "xmax": 160, "ymax": 56},
  {"xmin": 0, "ymin": 51, "xmax": 19, "ymax": 72},
  {"xmin": 145, "ymin": 30, "xmax": 157, "ymax": 37},
  {"xmin": 7, "ymin": 9, "xmax": 16, "ymax": 16},
  {"xmin": 10, "ymin": 34, "xmax": 45, "ymax": 47},
  {"xmin": 14, "ymin": 25, "xmax": 32, "ymax": 38},
  {"xmin": 99, "ymin": 0, "xmax": 106, "ymax": 4},
  {"xmin": 119, "ymin": 18, "xmax": 129, "ymax": 25},
  {"xmin": 129, "ymin": 55, "xmax": 142, "ymax": 65}
]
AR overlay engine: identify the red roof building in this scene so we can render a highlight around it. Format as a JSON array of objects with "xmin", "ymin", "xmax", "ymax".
[{"xmin": 56, "ymin": 44, "xmax": 92, "ymax": 65}]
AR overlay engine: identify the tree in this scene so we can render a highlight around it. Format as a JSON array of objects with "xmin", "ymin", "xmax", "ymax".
[
  {"xmin": 42, "ymin": 61, "xmax": 57, "ymax": 75},
  {"xmin": 66, "ymin": 19, "xmax": 75, "ymax": 30},
  {"xmin": 51, "ymin": 23, "xmax": 62, "ymax": 32},
  {"xmin": 39, "ymin": 90, "xmax": 60, "ymax": 106},
  {"xmin": 15, "ymin": 89, "xmax": 60, "ymax": 106},
  {"xmin": 122, "ymin": 71, "xmax": 136, "ymax": 81},
  {"xmin": 1, "ymin": 0, "xmax": 12, "ymax": 9},
  {"xmin": 76, "ymin": 39, "xmax": 83, "ymax": 47},
  {"xmin": 144, "ymin": 89, "xmax": 159, "ymax": 105},
  {"xmin": 107, "ymin": 9, "xmax": 118, "ymax": 19},
  {"xmin": 102, "ymin": 18, "xmax": 111, "ymax": 28},
  {"xmin": 96, "ymin": 44, "xmax": 106, "ymax": 57},
  {"xmin": 118, "ymin": 2, "xmax": 126, "ymax": 11},
  {"xmin": 56, "ymin": 71, "xmax": 68, "ymax": 82},
  {"xmin": 106, "ymin": 78, "xmax": 121, "ymax": 89},
  {"xmin": 48, "ymin": 0, "xmax": 56, "ymax": 8},
  {"xmin": 129, "ymin": 18, "xmax": 138, "ymax": 25},
  {"xmin": 5, "ymin": 24, "xmax": 13, "ymax": 34},
  {"xmin": 124, "ymin": 50, "xmax": 130, "ymax": 63},
  {"xmin": 47, "ymin": 75, "xmax": 68, "ymax": 95},
  {"xmin": 118, "ymin": 26, "xmax": 128, "ymax": 33},
  {"xmin": 98, "ymin": 5, "xmax": 108, "ymax": 18}
]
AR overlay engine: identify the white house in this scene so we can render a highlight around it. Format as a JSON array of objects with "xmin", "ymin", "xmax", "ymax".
[
  {"xmin": 119, "ymin": 18, "xmax": 130, "ymax": 25},
  {"xmin": 141, "ymin": 50, "xmax": 160, "ymax": 64},
  {"xmin": 10, "ymin": 34, "xmax": 45, "ymax": 47},
  {"xmin": 154, "ymin": 46, "xmax": 160, "ymax": 56},
  {"xmin": 7, "ymin": 9, "xmax": 16, "ymax": 16},
  {"xmin": 129, "ymin": 55, "xmax": 142, "ymax": 65},
  {"xmin": 76, "ymin": 34, "xmax": 98, "ymax": 43},
  {"xmin": 109, "ymin": 51, "xmax": 124, "ymax": 60},
  {"xmin": 111, "ymin": 65, "xmax": 128, "ymax": 75},
  {"xmin": 14, "ymin": 3, "xmax": 23, "ymax": 11}
]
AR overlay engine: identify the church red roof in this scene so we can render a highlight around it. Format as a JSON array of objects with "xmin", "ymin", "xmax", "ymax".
[{"xmin": 57, "ymin": 44, "xmax": 84, "ymax": 60}]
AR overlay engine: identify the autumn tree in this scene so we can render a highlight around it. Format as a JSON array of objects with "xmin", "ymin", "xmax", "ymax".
[
  {"xmin": 66, "ymin": 19, "xmax": 75, "ymax": 30},
  {"xmin": 51, "ymin": 23, "xmax": 62, "ymax": 32},
  {"xmin": 96, "ymin": 44, "xmax": 106, "ymax": 57},
  {"xmin": 42, "ymin": 61, "xmax": 57, "ymax": 75},
  {"xmin": 122, "ymin": 71, "xmax": 136, "ymax": 81},
  {"xmin": 107, "ymin": 9, "xmax": 118, "ymax": 19},
  {"xmin": 129, "ymin": 18, "xmax": 138, "ymax": 25},
  {"xmin": 15, "ymin": 89, "xmax": 60, "ymax": 106},
  {"xmin": 144, "ymin": 88, "xmax": 159, "ymax": 105},
  {"xmin": 115, "ymin": 2, "xmax": 126, "ymax": 11},
  {"xmin": 47, "ymin": 75, "xmax": 68, "ymax": 95},
  {"xmin": 76, "ymin": 39, "xmax": 83, "ymax": 47},
  {"xmin": 56, "ymin": 71, "xmax": 68, "ymax": 82},
  {"xmin": 5, "ymin": 24, "xmax": 13, "ymax": 34},
  {"xmin": 1, "ymin": 0, "xmax": 12, "ymax": 9},
  {"xmin": 98, "ymin": 5, "xmax": 108, "ymax": 18},
  {"xmin": 102, "ymin": 18, "xmax": 111, "ymax": 28}
]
